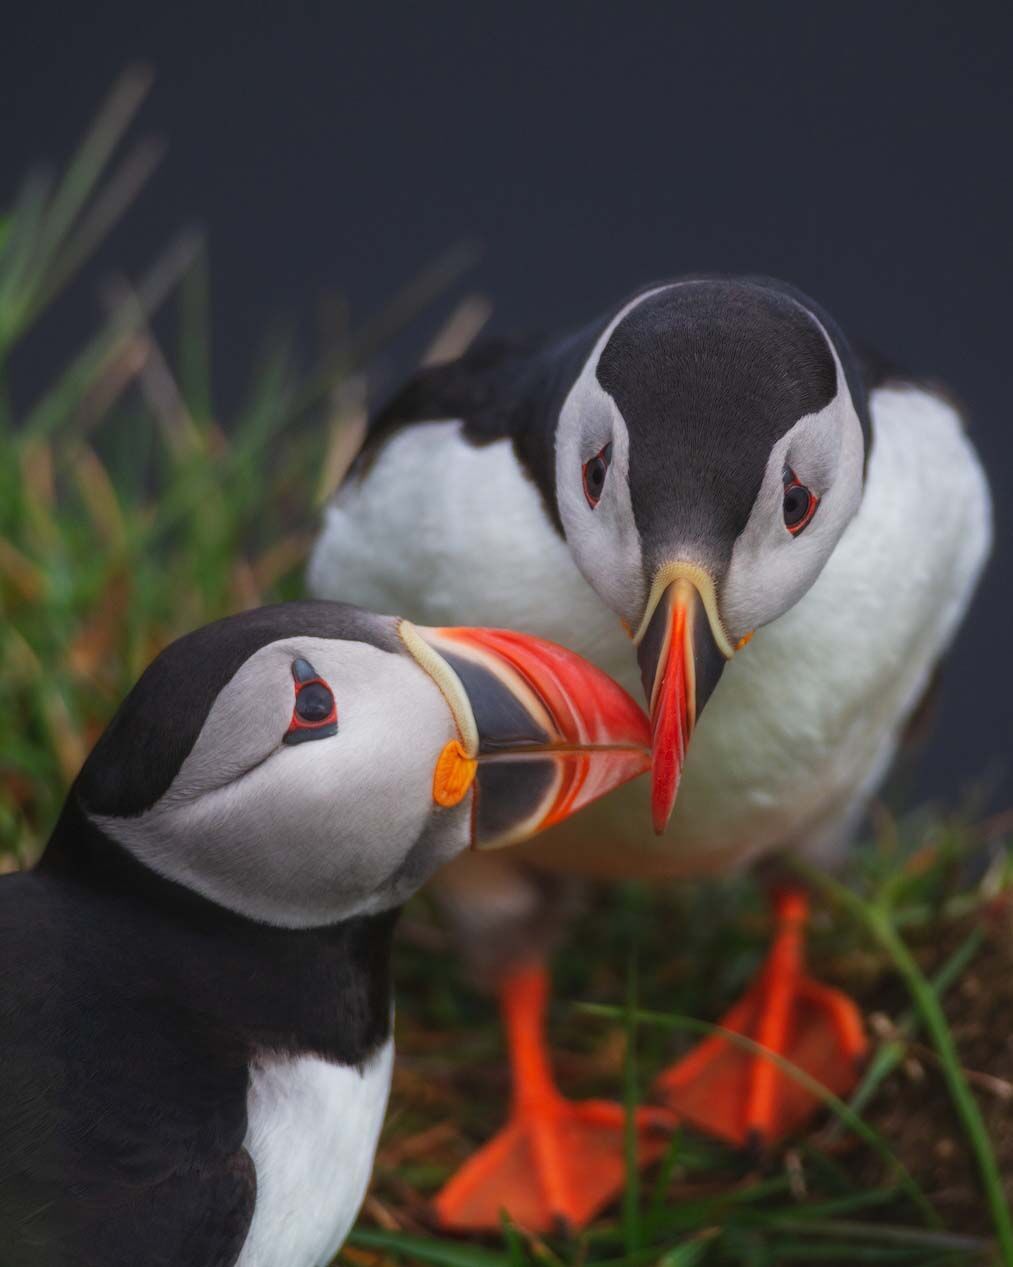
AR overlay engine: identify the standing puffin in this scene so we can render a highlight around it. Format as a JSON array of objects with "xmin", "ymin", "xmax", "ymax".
[
  {"xmin": 309, "ymin": 275, "xmax": 993, "ymax": 1231},
  {"xmin": 0, "ymin": 601, "xmax": 651, "ymax": 1266}
]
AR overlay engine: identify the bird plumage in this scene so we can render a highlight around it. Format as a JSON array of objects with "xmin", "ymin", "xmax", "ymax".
[
  {"xmin": 1, "ymin": 601, "xmax": 647, "ymax": 1263},
  {"xmin": 313, "ymin": 377, "xmax": 989, "ymax": 877},
  {"xmin": 1, "ymin": 806, "xmax": 395, "ymax": 1267},
  {"xmin": 308, "ymin": 275, "xmax": 993, "ymax": 1230},
  {"xmin": 238, "ymin": 1044, "xmax": 394, "ymax": 1267}
]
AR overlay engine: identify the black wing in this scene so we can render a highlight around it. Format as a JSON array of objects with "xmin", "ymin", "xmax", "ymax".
[
  {"xmin": 349, "ymin": 322, "xmax": 607, "ymax": 533},
  {"xmin": 353, "ymin": 332, "xmax": 553, "ymax": 477}
]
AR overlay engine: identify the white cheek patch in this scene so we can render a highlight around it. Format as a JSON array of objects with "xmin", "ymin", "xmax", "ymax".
[
  {"xmin": 721, "ymin": 335, "xmax": 865, "ymax": 637},
  {"xmin": 92, "ymin": 639, "xmax": 464, "ymax": 928},
  {"xmin": 555, "ymin": 288, "xmax": 672, "ymax": 625},
  {"xmin": 556, "ymin": 387, "xmax": 643, "ymax": 623}
]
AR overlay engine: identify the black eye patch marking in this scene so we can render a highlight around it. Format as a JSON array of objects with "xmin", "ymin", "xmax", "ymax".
[
  {"xmin": 292, "ymin": 657, "xmax": 318, "ymax": 684},
  {"xmin": 284, "ymin": 658, "xmax": 338, "ymax": 745}
]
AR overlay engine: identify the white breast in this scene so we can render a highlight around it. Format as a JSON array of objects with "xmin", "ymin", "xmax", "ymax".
[
  {"xmin": 310, "ymin": 386, "xmax": 990, "ymax": 873},
  {"xmin": 236, "ymin": 1039, "xmax": 393, "ymax": 1267}
]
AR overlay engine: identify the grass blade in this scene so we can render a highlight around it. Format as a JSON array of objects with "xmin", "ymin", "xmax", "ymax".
[
  {"xmin": 795, "ymin": 861, "xmax": 1013, "ymax": 1265},
  {"xmin": 762, "ymin": 1216, "xmax": 988, "ymax": 1254},
  {"xmin": 36, "ymin": 66, "xmax": 152, "ymax": 272},
  {"xmin": 25, "ymin": 138, "xmax": 164, "ymax": 326},
  {"xmin": 655, "ymin": 1231, "xmax": 718, "ymax": 1266},
  {"xmin": 348, "ymin": 1227, "xmax": 510, "ymax": 1267},
  {"xmin": 622, "ymin": 949, "xmax": 642, "ymax": 1255},
  {"xmin": 835, "ymin": 924, "xmax": 985, "ymax": 1130}
]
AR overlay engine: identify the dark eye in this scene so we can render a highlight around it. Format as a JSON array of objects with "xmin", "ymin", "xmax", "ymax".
[
  {"xmin": 782, "ymin": 465, "xmax": 819, "ymax": 535},
  {"xmin": 295, "ymin": 682, "xmax": 333, "ymax": 722},
  {"xmin": 285, "ymin": 659, "xmax": 338, "ymax": 745},
  {"xmin": 582, "ymin": 442, "xmax": 613, "ymax": 508}
]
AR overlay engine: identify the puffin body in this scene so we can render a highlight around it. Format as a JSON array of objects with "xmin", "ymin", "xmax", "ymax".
[
  {"xmin": 0, "ymin": 602, "xmax": 649, "ymax": 1266},
  {"xmin": 1, "ymin": 842, "xmax": 396, "ymax": 1267},
  {"xmin": 311, "ymin": 299, "xmax": 989, "ymax": 877},
  {"xmin": 308, "ymin": 276, "xmax": 993, "ymax": 1229}
]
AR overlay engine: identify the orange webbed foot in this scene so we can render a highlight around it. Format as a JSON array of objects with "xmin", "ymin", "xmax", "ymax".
[
  {"xmin": 433, "ymin": 965, "xmax": 674, "ymax": 1233},
  {"xmin": 654, "ymin": 889, "xmax": 867, "ymax": 1150},
  {"xmin": 433, "ymin": 1092, "xmax": 672, "ymax": 1233}
]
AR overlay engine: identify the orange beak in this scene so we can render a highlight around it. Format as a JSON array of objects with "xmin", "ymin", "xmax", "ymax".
[
  {"xmin": 404, "ymin": 624, "xmax": 652, "ymax": 850},
  {"xmin": 634, "ymin": 571, "xmax": 733, "ymax": 834}
]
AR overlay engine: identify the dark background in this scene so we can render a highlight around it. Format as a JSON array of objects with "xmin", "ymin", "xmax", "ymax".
[{"xmin": 3, "ymin": 2, "xmax": 1010, "ymax": 806}]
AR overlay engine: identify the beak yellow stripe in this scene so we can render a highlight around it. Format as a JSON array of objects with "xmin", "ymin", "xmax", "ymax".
[
  {"xmin": 632, "ymin": 560, "xmax": 737, "ymax": 661},
  {"xmin": 398, "ymin": 619, "xmax": 479, "ymax": 757}
]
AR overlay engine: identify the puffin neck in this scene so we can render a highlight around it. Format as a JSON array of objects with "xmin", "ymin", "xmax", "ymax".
[{"xmin": 38, "ymin": 797, "xmax": 397, "ymax": 1068}]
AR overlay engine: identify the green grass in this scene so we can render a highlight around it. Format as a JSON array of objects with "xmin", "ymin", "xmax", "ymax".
[
  {"xmin": 354, "ymin": 815, "xmax": 1002, "ymax": 1261},
  {"xmin": 3, "ymin": 72, "xmax": 1012, "ymax": 1267},
  {"xmin": 0, "ymin": 70, "xmax": 472, "ymax": 864},
  {"xmin": 364, "ymin": 816, "xmax": 1011, "ymax": 1267},
  {"xmin": 795, "ymin": 861, "xmax": 1013, "ymax": 1261}
]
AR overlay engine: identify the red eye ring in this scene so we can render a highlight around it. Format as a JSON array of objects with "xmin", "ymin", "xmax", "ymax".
[
  {"xmin": 284, "ymin": 659, "xmax": 338, "ymax": 745},
  {"xmin": 582, "ymin": 442, "xmax": 613, "ymax": 508},
  {"xmin": 782, "ymin": 465, "xmax": 819, "ymax": 536}
]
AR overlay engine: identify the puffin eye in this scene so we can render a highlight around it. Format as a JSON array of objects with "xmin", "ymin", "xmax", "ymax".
[
  {"xmin": 582, "ymin": 442, "xmax": 613, "ymax": 508},
  {"xmin": 782, "ymin": 465, "xmax": 819, "ymax": 536},
  {"xmin": 295, "ymin": 683, "xmax": 333, "ymax": 722},
  {"xmin": 285, "ymin": 659, "xmax": 338, "ymax": 745}
]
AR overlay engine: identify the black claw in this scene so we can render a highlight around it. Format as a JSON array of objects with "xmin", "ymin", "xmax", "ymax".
[
  {"xmin": 550, "ymin": 1213, "xmax": 575, "ymax": 1241},
  {"xmin": 743, "ymin": 1127, "xmax": 767, "ymax": 1168}
]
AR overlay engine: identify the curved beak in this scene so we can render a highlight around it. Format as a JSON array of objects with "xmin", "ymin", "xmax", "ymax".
[
  {"xmin": 633, "ymin": 565, "xmax": 736, "ymax": 835},
  {"xmin": 401, "ymin": 622, "xmax": 651, "ymax": 850}
]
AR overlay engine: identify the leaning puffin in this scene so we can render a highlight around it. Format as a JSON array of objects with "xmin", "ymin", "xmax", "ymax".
[
  {"xmin": 0, "ymin": 601, "xmax": 650, "ymax": 1266},
  {"xmin": 309, "ymin": 275, "xmax": 993, "ymax": 1230}
]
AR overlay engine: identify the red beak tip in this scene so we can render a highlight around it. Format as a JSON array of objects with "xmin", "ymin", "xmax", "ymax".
[
  {"xmin": 651, "ymin": 802, "xmax": 674, "ymax": 836},
  {"xmin": 650, "ymin": 770, "xmax": 678, "ymax": 835}
]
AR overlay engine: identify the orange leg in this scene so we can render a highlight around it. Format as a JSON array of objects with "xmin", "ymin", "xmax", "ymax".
[
  {"xmin": 655, "ymin": 889, "xmax": 867, "ymax": 1150},
  {"xmin": 434, "ymin": 963, "xmax": 674, "ymax": 1234}
]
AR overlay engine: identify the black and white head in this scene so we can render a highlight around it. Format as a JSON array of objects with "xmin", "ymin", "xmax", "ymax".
[
  {"xmin": 74, "ymin": 602, "xmax": 649, "ymax": 927},
  {"xmin": 549, "ymin": 276, "xmax": 870, "ymax": 829}
]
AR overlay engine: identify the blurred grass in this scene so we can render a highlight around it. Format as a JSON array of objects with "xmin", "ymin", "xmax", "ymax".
[
  {"xmin": 3, "ymin": 71, "xmax": 1013, "ymax": 1267},
  {"xmin": 0, "ymin": 69, "xmax": 474, "ymax": 865}
]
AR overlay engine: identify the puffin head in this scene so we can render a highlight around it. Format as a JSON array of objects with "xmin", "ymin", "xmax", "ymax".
[
  {"xmin": 553, "ymin": 277, "xmax": 870, "ymax": 831},
  {"xmin": 76, "ymin": 602, "xmax": 649, "ymax": 927}
]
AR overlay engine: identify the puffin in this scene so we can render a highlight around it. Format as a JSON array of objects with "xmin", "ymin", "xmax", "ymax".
[
  {"xmin": 308, "ymin": 275, "xmax": 993, "ymax": 1232},
  {"xmin": 0, "ymin": 600, "xmax": 651, "ymax": 1267}
]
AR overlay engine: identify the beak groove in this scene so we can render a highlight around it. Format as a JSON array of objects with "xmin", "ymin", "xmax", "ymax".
[{"xmin": 401, "ymin": 622, "xmax": 651, "ymax": 850}]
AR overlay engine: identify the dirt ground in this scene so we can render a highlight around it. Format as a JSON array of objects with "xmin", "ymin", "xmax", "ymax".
[{"xmin": 853, "ymin": 906, "xmax": 1013, "ymax": 1234}]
